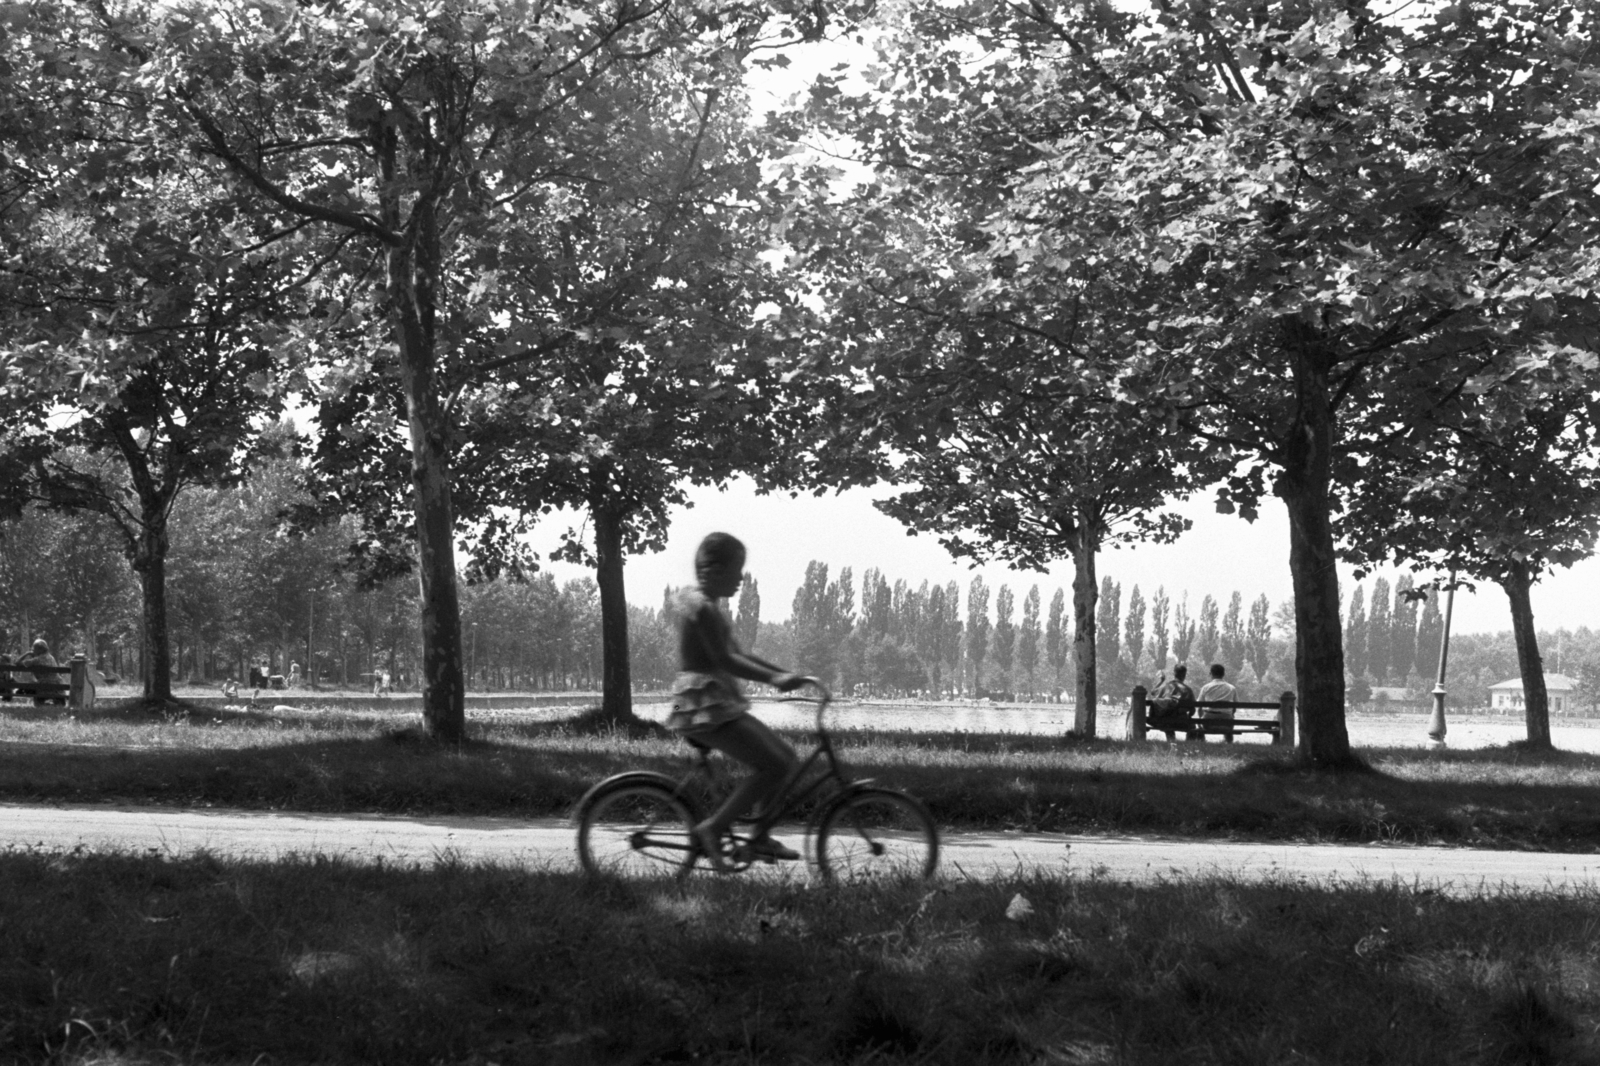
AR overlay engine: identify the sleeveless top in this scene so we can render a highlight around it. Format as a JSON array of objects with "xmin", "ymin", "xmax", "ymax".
[{"xmin": 667, "ymin": 590, "xmax": 752, "ymax": 736}]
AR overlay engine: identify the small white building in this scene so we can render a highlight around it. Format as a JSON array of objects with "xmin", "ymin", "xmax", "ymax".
[{"xmin": 1488, "ymin": 673, "xmax": 1577, "ymax": 713}]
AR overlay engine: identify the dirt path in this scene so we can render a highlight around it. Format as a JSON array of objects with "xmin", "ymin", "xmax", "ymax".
[{"xmin": 3, "ymin": 803, "xmax": 1593, "ymax": 896}]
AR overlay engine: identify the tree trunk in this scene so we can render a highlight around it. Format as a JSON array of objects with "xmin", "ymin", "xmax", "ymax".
[
  {"xmin": 1277, "ymin": 328, "xmax": 1355, "ymax": 767},
  {"xmin": 306, "ymin": 591, "xmax": 315, "ymax": 690},
  {"xmin": 134, "ymin": 544, "xmax": 172, "ymax": 702},
  {"xmin": 102, "ymin": 411, "xmax": 177, "ymax": 703},
  {"xmin": 1501, "ymin": 561, "xmax": 1552, "ymax": 749},
  {"xmin": 1071, "ymin": 519, "xmax": 1099, "ymax": 737},
  {"xmin": 390, "ymin": 206, "xmax": 464, "ymax": 742},
  {"xmin": 592, "ymin": 502, "xmax": 635, "ymax": 723}
]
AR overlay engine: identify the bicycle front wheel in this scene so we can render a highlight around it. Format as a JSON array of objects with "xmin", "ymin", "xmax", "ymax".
[
  {"xmin": 576, "ymin": 781, "xmax": 698, "ymax": 878},
  {"xmin": 814, "ymin": 788, "xmax": 939, "ymax": 882}
]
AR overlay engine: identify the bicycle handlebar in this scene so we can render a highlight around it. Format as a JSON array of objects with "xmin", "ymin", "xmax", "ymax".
[
  {"xmin": 798, "ymin": 677, "xmax": 832, "ymax": 735},
  {"xmin": 773, "ymin": 677, "xmax": 833, "ymax": 735}
]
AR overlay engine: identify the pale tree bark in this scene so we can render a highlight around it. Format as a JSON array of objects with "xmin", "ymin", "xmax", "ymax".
[
  {"xmin": 393, "ymin": 284, "xmax": 464, "ymax": 740},
  {"xmin": 387, "ymin": 185, "xmax": 464, "ymax": 742},
  {"xmin": 1501, "ymin": 560, "xmax": 1552, "ymax": 749}
]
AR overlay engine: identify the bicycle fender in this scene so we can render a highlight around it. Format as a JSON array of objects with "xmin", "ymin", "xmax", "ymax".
[{"xmin": 572, "ymin": 771, "xmax": 686, "ymax": 820}]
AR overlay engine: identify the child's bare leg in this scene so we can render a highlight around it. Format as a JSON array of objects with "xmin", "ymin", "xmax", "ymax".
[{"xmin": 697, "ymin": 715, "xmax": 797, "ymax": 839}]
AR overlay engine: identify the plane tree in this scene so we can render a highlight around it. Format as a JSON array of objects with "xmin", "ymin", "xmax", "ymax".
[
  {"xmin": 1, "ymin": 5, "xmax": 311, "ymax": 702},
  {"xmin": 781, "ymin": 2, "xmax": 1230, "ymax": 734},
  {"xmin": 82, "ymin": 0, "xmax": 866, "ymax": 739},
  {"xmin": 455, "ymin": 61, "xmax": 811, "ymax": 724},
  {"xmin": 1339, "ymin": 341, "xmax": 1600, "ymax": 750},
  {"xmin": 295, "ymin": 48, "xmax": 818, "ymax": 728},
  {"xmin": 792, "ymin": 0, "xmax": 1600, "ymax": 764}
]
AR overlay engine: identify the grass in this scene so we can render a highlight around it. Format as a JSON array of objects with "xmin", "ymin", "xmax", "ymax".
[
  {"xmin": 3, "ymin": 698, "xmax": 1600, "ymax": 851},
  {"xmin": 0, "ymin": 848, "xmax": 1595, "ymax": 1065}
]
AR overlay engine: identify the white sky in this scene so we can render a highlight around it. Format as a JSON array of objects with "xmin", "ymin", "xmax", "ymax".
[{"xmin": 522, "ymin": 478, "xmax": 1599, "ymax": 638}]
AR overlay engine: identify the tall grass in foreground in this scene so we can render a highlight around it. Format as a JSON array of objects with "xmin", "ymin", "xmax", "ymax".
[
  {"xmin": 0, "ymin": 850, "xmax": 1593, "ymax": 1065},
  {"xmin": 4, "ymin": 703, "xmax": 1600, "ymax": 849}
]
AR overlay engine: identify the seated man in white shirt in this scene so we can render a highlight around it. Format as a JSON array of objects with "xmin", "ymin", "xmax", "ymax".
[{"xmin": 1196, "ymin": 663, "xmax": 1239, "ymax": 743}]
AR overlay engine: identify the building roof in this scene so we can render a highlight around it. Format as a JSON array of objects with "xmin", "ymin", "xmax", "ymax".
[{"xmin": 1488, "ymin": 673, "xmax": 1577, "ymax": 692}]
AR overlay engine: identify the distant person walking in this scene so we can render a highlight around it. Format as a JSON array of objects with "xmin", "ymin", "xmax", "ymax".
[{"xmin": 1197, "ymin": 664, "xmax": 1239, "ymax": 743}]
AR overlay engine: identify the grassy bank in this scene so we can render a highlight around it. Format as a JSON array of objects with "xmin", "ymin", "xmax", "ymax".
[
  {"xmin": 2, "ymin": 849, "xmax": 1595, "ymax": 1065},
  {"xmin": 3, "ymin": 700, "xmax": 1600, "ymax": 851}
]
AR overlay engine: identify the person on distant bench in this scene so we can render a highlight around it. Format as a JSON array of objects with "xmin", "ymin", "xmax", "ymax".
[
  {"xmin": 1197, "ymin": 663, "xmax": 1239, "ymax": 743},
  {"xmin": 18, "ymin": 639, "xmax": 57, "ymax": 679},
  {"xmin": 18, "ymin": 639, "xmax": 61, "ymax": 705},
  {"xmin": 1147, "ymin": 664, "xmax": 1197, "ymax": 742}
]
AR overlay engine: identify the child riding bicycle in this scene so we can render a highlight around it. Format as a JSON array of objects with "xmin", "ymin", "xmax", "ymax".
[{"xmin": 669, "ymin": 532, "xmax": 810, "ymax": 870}]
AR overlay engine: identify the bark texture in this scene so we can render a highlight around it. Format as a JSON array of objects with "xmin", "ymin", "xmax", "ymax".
[
  {"xmin": 134, "ymin": 548, "xmax": 171, "ymax": 701},
  {"xmin": 592, "ymin": 503, "xmax": 634, "ymax": 724},
  {"xmin": 1501, "ymin": 561, "xmax": 1552, "ymax": 749},
  {"xmin": 389, "ymin": 201, "xmax": 465, "ymax": 743},
  {"xmin": 1278, "ymin": 331, "xmax": 1355, "ymax": 767},
  {"xmin": 1071, "ymin": 521, "xmax": 1099, "ymax": 737}
]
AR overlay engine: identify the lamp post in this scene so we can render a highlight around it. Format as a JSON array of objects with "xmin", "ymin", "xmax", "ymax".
[{"xmin": 1428, "ymin": 573, "xmax": 1456, "ymax": 748}]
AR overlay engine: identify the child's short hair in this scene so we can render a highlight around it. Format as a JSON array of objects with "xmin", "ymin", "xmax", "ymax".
[
  {"xmin": 1210, "ymin": 663, "xmax": 1225, "ymax": 678},
  {"xmin": 695, "ymin": 532, "xmax": 746, "ymax": 579},
  {"xmin": 1172, "ymin": 664, "xmax": 1187, "ymax": 679}
]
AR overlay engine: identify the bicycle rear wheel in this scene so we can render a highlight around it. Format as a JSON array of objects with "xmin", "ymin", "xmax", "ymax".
[
  {"xmin": 814, "ymin": 788, "xmax": 939, "ymax": 882},
  {"xmin": 576, "ymin": 780, "xmax": 698, "ymax": 878}
]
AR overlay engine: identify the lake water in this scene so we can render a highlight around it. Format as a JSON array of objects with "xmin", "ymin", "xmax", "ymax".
[{"xmin": 631, "ymin": 699, "xmax": 1600, "ymax": 753}]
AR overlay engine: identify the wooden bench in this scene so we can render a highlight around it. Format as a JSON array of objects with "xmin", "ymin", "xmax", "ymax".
[
  {"xmin": 1128, "ymin": 685, "xmax": 1296, "ymax": 746},
  {"xmin": 0, "ymin": 654, "xmax": 98, "ymax": 710}
]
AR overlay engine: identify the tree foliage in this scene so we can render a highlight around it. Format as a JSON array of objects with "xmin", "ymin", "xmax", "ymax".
[
  {"xmin": 67, "ymin": 0, "xmax": 865, "ymax": 738},
  {"xmin": 1, "ymin": 5, "xmax": 305, "ymax": 700},
  {"xmin": 790, "ymin": 0, "xmax": 1600, "ymax": 764}
]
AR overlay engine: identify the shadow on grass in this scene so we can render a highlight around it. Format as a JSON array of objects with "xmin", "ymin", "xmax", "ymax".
[
  {"xmin": 2, "ymin": 704, "xmax": 1600, "ymax": 850},
  {"xmin": 1, "ymin": 851, "xmax": 1595, "ymax": 1066}
]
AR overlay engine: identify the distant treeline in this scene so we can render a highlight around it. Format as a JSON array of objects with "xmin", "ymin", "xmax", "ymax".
[
  {"xmin": 7, "ymin": 469, "xmax": 1593, "ymax": 712},
  {"xmin": 701, "ymin": 566, "xmax": 1600, "ymax": 711}
]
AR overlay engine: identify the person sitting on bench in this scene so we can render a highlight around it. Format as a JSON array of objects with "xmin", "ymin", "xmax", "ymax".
[
  {"xmin": 17, "ymin": 639, "xmax": 61, "ymax": 705},
  {"xmin": 1147, "ymin": 664, "xmax": 1197, "ymax": 742},
  {"xmin": 1197, "ymin": 663, "xmax": 1239, "ymax": 743}
]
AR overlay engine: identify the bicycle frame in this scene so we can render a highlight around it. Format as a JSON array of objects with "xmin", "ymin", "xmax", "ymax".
[
  {"xmin": 671, "ymin": 688, "xmax": 863, "ymax": 851},
  {"xmin": 576, "ymin": 682, "xmax": 937, "ymax": 880}
]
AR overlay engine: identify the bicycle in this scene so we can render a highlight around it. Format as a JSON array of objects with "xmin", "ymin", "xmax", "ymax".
[{"xmin": 574, "ymin": 680, "xmax": 939, "ymax": 882}]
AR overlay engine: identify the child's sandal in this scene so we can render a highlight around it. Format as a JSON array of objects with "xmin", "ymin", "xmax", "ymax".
[{"xmin": 694, "ymin": 825, "xmax": 733, "ymax": 873}]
